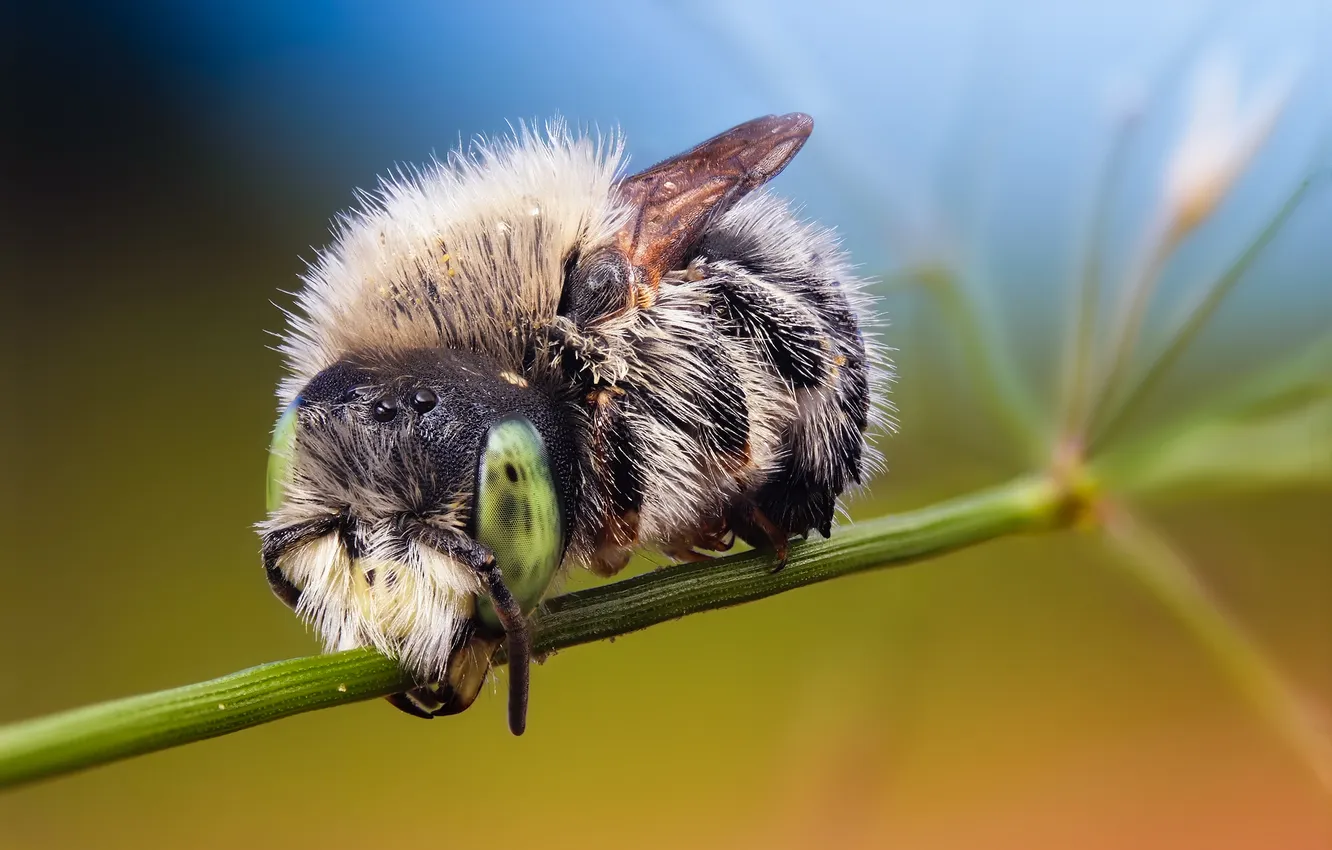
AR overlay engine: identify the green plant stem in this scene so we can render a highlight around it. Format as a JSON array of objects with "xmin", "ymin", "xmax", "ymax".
[
  {"xmin": 926, "ymin": 272, "xmax": 1046, "ymax": 460},
  {"xmin": 1059, "ymin": 115, "xmax": 1135, "ymax": 441},
  {"xmin": 1094, "ymin": 329, "xmax": 1332, "ymax": 495},
  {"xmin": 882, "ymin": 264, "xmax": 1044, "ymax": 459},
  {"xmin": 1090, "ymin": 219, "xmax": 1181, "ymax": 438},
  {"xmin": 0, "ymin": 475, "xmax": 1066, "ymax": 791},
  {"xmin": 1088, "ymin": 174, "xmax": 1325, "ymax": 452}
]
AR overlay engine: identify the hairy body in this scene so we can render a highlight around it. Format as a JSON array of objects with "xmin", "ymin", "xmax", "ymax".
[{"xmin": 262, "ymin": 116, "xmax": 888, "ymax": 732}]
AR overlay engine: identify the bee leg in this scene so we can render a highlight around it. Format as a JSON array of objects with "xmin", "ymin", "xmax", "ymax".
[
  {"xmin": 533, "ymin": 315, "xmax": 618, "ymax": 387},
  {"xmin": 386, "ymin": 630, "xmax": 502, "ymax": 720},
  {"xmin": 660, "ymin": 543, "xmax": 716, "ymax": 564},
  {"xmin": 589, "ymin": 543, "xmax": 634, "ymax": 577},
  {"xmin": 386, "ymin": 688, "xmax": 444, "ymax": 719},
  {"xmin": 386, "ymin": 628, "xmax": 501, "ymax": 720},
  {"xmin": 727, "ymin": 502, "xmax": 792, "ymax": 572},
  {"xmin": 260, "ymin": 515, "xmax": 341, "ymax": 610},
  {"xmin": 664, "ymin": 517, "xmax": 736, "ymax": 562},
  {"xmin": 698, "ymin": 517, "xmax": 736, "ymax": 552}
]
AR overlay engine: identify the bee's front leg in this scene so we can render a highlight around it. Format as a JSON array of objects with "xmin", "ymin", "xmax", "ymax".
[
  {"xmin": 260, "ymin": 515, "xmax": 341, "ymax": 609},
  {"xmin": 534, "ymin": 315, "xmax": 621, "ymax": 386},
  {"xmin": 387, "ymin": 626, "xmax": 501, "ymax": 721}
]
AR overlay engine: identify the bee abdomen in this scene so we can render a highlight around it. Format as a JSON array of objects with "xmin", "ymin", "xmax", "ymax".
[
  {"xmin": 690, "ymin": 193, "xmax": 879, "ymax": 543},
  {"xmin": 634, "ymin": 340, "xmax": 751, "ymax": 465},
  {"xmin": 695, "ymin": 345, "xmax": 751, "ymax": 463},
  {"xmin": 701, "ymin": 261, "xmax": 831, "ymax": 389},
  {"xmin": 738, "ymin": 351, "xmax": 871, "ymax": 540}
]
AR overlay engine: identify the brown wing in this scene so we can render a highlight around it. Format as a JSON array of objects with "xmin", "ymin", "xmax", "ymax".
[
  {"xmin": 564, "ymin": 113, "xmax": 813, "ymax": 325},
  {"xmin": 616, "ymin": 112, "xmax": 814, "ymax": 292}
]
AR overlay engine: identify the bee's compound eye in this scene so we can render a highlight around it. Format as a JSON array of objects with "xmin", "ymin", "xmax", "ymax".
[
  {"xmin": 266, "ymin": 398, "xmax": 301, "ymax": 513},
  {"xmin": 410, "ymin": 388, "xmax": 438, "ymax": 414},
  {"xmin": 372, "ymin": 397, "xmax": 399, "ymax": 423},
  {"xmin": 474, "ymin": 416, "xmax": 565, "ymax": 628}
]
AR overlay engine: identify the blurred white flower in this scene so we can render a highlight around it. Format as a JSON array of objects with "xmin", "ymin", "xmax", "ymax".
[{"xmin": 1163, "ymin": 54, "xmax": 1295, "ymax": 234}]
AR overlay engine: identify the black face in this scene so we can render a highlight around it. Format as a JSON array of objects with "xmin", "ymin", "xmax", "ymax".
[
  {"xmin": 264, "ymin": 348, "xmax": 581, "ymax": 736},
  {"xmin": 291, "ymin": 349, "xmax": 580, "ymax": 531}
]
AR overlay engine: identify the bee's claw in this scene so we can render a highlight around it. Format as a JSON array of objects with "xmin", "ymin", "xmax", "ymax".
[
  {"xmin": 766, "ymin": 533, "xmax": 791, "ymax": 574},
  {"xmin": 724, "ymin": 502, "xmax": 792, "ymax": 572}
]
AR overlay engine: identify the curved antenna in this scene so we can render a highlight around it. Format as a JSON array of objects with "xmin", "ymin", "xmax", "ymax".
[
  {"xmin": 413, "ymin": 527, "xmax": 533, "ymax": 735},
  {"xmin": 474, "ymin": 555, "xmax": 532, "ymax": 736}
]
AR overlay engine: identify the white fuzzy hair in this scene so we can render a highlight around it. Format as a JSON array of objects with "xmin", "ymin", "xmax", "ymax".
[{"xmin": 278, "ymin": 119, "xmax": 626, "ymax": 405}]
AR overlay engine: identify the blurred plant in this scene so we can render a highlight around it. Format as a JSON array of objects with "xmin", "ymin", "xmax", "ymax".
[
  {"xmin": 887, "ymin": 52, "xmax": 1332, "ymax": 794},
  {"xmin": 0, "ymin": 53, "xmax": 1327, "ymax": 798}
]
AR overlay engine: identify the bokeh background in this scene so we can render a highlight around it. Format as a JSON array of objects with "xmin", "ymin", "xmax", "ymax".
[{"xmin": 3, "ymin": 1, "xmax": 1330, "ymax": 848}]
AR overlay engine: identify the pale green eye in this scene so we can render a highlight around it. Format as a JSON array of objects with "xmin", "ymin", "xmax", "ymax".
[
  {"xmin": 267, "ymin": 399, "xmax": 301, "ymax": 513},
  {"xmin": 475, "ymin": 416, "xmax": 565, "ymax": 628}
]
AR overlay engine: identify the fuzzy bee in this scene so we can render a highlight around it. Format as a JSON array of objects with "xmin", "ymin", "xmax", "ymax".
[{"xmin": 262, "ymin": 114, "xmax": 887, "ymax": 735}]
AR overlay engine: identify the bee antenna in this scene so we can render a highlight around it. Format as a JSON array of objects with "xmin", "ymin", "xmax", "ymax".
[
  {"xmin": 475, "ymin": 557, "xmax": 531, "ymax": 736},
  {"xmin": 415, "ymin": 528, "xmax": 533, "ymax": 735}
]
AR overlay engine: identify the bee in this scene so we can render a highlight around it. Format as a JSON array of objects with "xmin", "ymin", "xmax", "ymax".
[{"xmin": 261, "ymin": 114, "xmax": 887, "ymax": 735}]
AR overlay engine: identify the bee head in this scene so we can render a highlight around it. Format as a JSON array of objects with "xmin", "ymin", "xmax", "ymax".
[{"xmin": 260, "ymin": 348, "xmax": 576, "ymax": 734}]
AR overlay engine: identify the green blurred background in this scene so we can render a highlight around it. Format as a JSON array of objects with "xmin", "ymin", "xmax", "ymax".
[{"xmin": 3, "ymin": 2, "xmax": 1329, "ymax": 847}]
